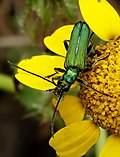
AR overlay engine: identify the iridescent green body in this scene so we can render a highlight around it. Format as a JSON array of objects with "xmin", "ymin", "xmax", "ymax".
[
  {"xmin": 54, "ymin": 22, "xmax": 90, "ymax": 96},
  {"xmin": 64, "ymin": 21, "xmax": 90, "ymax": 69}
]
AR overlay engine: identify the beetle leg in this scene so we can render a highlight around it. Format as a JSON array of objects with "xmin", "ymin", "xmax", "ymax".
[
  {"xmin": 54, "ymin": 68, "xmax": 65, "ymax": 73},
  {"xmin": 64, "ymin": 40, "xmax": 70, "ymax": 51},
  {"xmin": 87, "ymin": 42, "xmax": 93, "ymax": 56},
  {"xmin": 46, "ymin": 88, "xmax": 54, "ymax": 92},
  {"xmin": 87, "ymin": 32, "xmax": 94, "ymax": 53},
  {"xmin": 90, "ymin": 53, "xmax": 110, "ymax": 69},
  {"xmin": 45, "ymin": 67, "xmax": 65, "ymax": 78},
  {"xmin": 83, "ymin": 53, "xmax": 110, "ymax": 72},
  {"xmin": 52, "ymin": 76, "xmax": 62, "ymax": 81},
  {"xmin": 45, "ymin": 72, "xmax": 58, "ymax": 78}
]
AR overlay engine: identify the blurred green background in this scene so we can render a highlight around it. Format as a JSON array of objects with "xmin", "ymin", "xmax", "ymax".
[{"xmin": 0, "ymin": 0, "xmax": 119, "ymax": 157}]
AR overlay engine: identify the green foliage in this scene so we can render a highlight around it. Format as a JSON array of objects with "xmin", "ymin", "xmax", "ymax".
[
  {"xmin": 16, "ymin": 85, "xmax": 64, "ymax": 128},
  {"xmin": 95, "ymin": 128, "xmax": 107, "ymax": 157},
  {"xmin": 19, "ymin": 0, "xmax": 79, "ymax": 43},
  {"xmin": 0, "ymin": 74, "xmax": 15, "ymax": 93},
  {"xmin": 17, "ymin": 85, "xmax": 51, "ymax": 113},
  {"xmin": 25, "ymin": 0, "xmax": 78, "ymax": 24}
]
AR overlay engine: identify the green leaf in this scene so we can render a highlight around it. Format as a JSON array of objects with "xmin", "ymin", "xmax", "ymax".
[
  {"xmin": 0, "ymin": 74, "xmax": 15, "ymax": 93},
  {"xmin": 17, "ymin": 85, "xmax": 51, "ymax": 112},
  {"xmin": 95, "ymin": 128, "xmax": 108, "ymax": 157}
]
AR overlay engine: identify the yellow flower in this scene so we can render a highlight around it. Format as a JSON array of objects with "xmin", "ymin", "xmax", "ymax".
[
  {"xmin": 50, "ymin": 40, "xmax": 120, "ymax": 157},
  {"xmin": 79, "ymin": 0, "xmax": 120, "ymax": 41},
  {"xmin": 15, "ymin": 25, "xmax": 74, "ymax": 91},
  {"xmin": 14, "ymin": 0, "xmax": 120, "ymax": 157},
  {"xmin": 49, "ymin": 1, "xmax": 120, "ymax": 157}
]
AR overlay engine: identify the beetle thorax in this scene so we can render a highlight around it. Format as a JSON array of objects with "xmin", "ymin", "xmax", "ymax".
[
  {"xmin": 54, "ymin": 67, "xmax": 79, "ymax": 96},
  {"xmin": 63, "ymin": 67, "xmax": 79, "ymax": 84}
]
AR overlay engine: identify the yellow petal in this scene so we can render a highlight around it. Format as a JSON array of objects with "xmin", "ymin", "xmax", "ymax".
[
  {"xmin": 100, "ymin": 134, "xmax": 120, "ymax": 157},
  {"xmin": 15, "ymin": 55, "xmax": 65, "ymax": 90},
  {"xmin": 44, "ymin": 25, "xmax": 74, "ymax": 56},
  {"xmin": 79, "ymin": 0, "xmax": 120, "ymax": 41},
  {"xmin": 49, "ymin": 120, "xmax": 100, "ymax": 157},
  {"xmin": 53, "ymin": 95, "xmax": 85, "ymax": 125}
]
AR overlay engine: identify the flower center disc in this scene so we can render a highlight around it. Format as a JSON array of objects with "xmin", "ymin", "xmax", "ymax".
[{"xmin": 79, "ymin": 37, "xmax": 120, "ymax": 135}]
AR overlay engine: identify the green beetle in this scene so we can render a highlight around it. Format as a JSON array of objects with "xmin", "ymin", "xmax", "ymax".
[{"xmin": 8, "ymin": 21, "xmax": 109, "ymax": 135}]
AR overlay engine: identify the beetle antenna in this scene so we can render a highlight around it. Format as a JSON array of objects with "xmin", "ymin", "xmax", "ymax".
[
  {"xmin": 7, "ymin": 60, "xmax": 57, "ymax": 86},
  {"xmin": 51, "ymin": 91, "xmax": 63, "ymax": 137}
]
